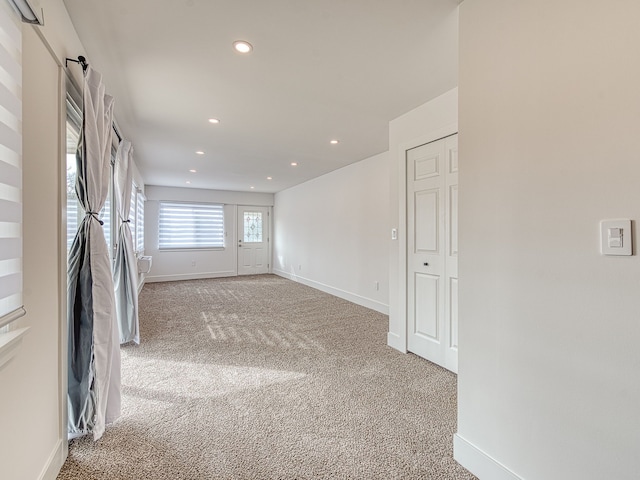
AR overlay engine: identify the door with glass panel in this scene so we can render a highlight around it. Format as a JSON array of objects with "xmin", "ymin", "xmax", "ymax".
[{"xmin": 237, "ymin": 206, "xmax": 269, "ymax": 275}]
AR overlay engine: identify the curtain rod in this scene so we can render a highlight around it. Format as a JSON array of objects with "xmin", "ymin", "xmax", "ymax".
[
  {"xmin": 65, "ymin": 55, "xmax": 88, "ymax": 73},
  {"xmin": 64, "ymin": 55, "xmax": 123, "ymax": 143}
]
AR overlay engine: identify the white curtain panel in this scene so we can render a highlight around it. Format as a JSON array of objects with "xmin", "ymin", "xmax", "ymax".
[
  {"xmin": 114, "ymin": 140, "xmax": 139, "ymax": 344},
  {"xmin": 67, "ymin": 66, "xmax": 121, "ymax": 441}
]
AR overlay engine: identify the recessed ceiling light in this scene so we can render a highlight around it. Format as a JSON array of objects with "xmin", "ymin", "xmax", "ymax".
[
  {"xmin": 195, "ymin": 151, "xmax": 204, "ymax": 155},
  {"xmin": 250, "ymin": 186, "xmax": 255, "ymax": 189},
  {"xmin": 267, "ymin": 176, "xmax": 273, "ymax": 180},
  {"xmin": 189, "ymin": 169, "xmax": 197, "ymax": 173},
  {"xmin": 290, "ymin": 162, "xmax": 298, "ymax": 166},
  {"xmin": 208, "ymin": 118, "xmax": 220, "ymax": 124},
  {"xmin": 186, "ymin": 181, "xmax": 191, "ymax": 184},
  {"xmin": 330, "ymin": 139, "xmax": 339, "ymax": 144},
  {"xmin": 233, "ymin": 40, "xmax": 253, "ymax": 54}
]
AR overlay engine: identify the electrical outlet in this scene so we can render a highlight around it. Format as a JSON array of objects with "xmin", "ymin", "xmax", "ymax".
[
  {"xmin": 298, "ymin": 264, "xmax": 302, "ymax": 271},
  {"xmin": 374, "ymin": 281, "xmax": 379, "ymax": 291}
]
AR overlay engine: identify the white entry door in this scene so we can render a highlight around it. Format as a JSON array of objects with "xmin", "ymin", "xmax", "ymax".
[
  {"xmin": 237, "ymin": 206, "xmax": 270, "ymax": 275},
  {"xmin": 407, "ymin": 134, "xmax": 458, "ymax": 373}
]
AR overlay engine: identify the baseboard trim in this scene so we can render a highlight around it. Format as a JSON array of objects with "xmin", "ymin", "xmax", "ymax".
[
  {"xmin": 273, "ymin": 269, "xmax": 389, "ymax": 315},
  {"xmin": 146, "ymin": 271, "xmax": 236, "ymax": 283},
  {"xmin": 454, "ymin": 434, "xmax": 523, "ymax": 480},
  {"xmin": 387, "ymin": 331, "xmax": 406, "ymax": 352},
  {"xmin": 39, "ymin": 438, "xmax": 66, "ymax": 480}
]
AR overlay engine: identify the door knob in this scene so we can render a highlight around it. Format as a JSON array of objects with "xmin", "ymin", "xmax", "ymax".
[{"xmin": 423, "ymin": 262, "xmax": 429, "ymax": 266}]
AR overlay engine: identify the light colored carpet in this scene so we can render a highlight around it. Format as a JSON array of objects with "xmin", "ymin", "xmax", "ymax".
[{"xmin": 57, "ymin": 274, "xmax": 476, "ymax": 480}]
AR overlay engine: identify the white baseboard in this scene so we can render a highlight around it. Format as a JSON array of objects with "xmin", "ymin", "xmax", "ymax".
[
  {"xmin": 145, "ymin": 271, "xmax": 236, "ymax": 283},
  {"xmin": 39, "ymin": 438, "xmax": 66, "ymax": 480},
  {"xmin": 273, "ymin": 269, "xmax": 389, "ymax": 315},
  {"xmin": 454, "ymin": 434, "xmax": 523, "ymax": 480},
  {"xmin": 387, "ymin": 331, "xmax": 406, "ymax": 352}
]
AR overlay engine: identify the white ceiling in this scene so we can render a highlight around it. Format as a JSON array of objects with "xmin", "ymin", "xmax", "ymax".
[{"xmin": 63, "ymin": 0, "xmax": 459, "ymax": 193}]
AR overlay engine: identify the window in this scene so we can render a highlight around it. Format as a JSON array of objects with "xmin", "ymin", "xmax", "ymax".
[
  {"xmin": 159, "ymin": 202, "xmax": 224, "ymax": 249},
  {"xmin": 243, "ymin": 211, "xmax": 263, "ymax": 243},
  {"xmin": 135, "ymin": 188, "xmax": 145, "ymax": 253},
  {"xmin": 128, "ymin": 182, "xmax": 136, "ymax": 236},
  {"xmin": 102, "ymin": 190, "xmax": 111, "ymax": 250},
  {"xmin": 127, "ymin": 182, "xmax": 145, "ymax": 255},
  {"xmin": 66, "ymin": 97, "xmax": 82, "ymax": 253},
  {"xmin": 0, "ymin": 0, "xmax": 25, "ymax": 334}
]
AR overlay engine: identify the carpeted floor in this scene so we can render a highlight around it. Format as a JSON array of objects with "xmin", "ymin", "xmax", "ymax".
[{"xmin": 57, "ymin": 275, "xmax": 476, "ymax": 480}]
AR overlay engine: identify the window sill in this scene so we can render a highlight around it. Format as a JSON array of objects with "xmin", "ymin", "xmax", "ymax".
[{"xmin": 0, "ymin": 327, "xmax": 30, "ymax": 371}]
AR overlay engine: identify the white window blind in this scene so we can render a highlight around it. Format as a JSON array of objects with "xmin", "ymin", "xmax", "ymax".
[
  {"xmin": 101, "ymin": 194, "xmax": 111, "ymax": 248},
  {"xmin": 128, "ymin": 181, "xmax": 136, "ymax": 235},
  {"xmin": 0, "ymin": 0, "xmax": 26, "ymax": 328},
  {"xmin": 135, "ymin": 189, "xmax": 145, "ymax": 253},
  {"xmin": 159, "ymin": 202, "xmax": 224, "ymax": 249},
  {"xmin": 66, "ymin": 97, "xmax": 82, "ymax": 253}
]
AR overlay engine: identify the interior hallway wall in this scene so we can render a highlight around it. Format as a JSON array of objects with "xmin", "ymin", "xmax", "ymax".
[
  {"xmin": 456, "ymin": 1, "xmax": 640, "ymax": 479},
  {"xmin": 273, "ymin": 152, "xmax": 390, "ymax": 313}
]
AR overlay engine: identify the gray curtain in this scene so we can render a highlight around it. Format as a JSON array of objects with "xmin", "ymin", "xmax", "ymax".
[
  {"xmin": 114, "ymin": 140, "xmax": 139, "ymax": 344},
  {"xmin": 67, "ymin": 67, "xmax": 121, "ymax": 441}
]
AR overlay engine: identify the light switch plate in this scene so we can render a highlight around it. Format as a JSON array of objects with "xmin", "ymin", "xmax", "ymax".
[{"xmin": 600, "ymin": 219, "xmax": 632, "ymax": 256}]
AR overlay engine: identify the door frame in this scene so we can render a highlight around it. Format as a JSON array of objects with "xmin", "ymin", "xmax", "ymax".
[
  {"xmin": 394, "ymin": 123, "xmax": 458, "ymax": 354},
  {"xmin": 236, "ymin": 205, "xmax": 273, "ymax": 275}
]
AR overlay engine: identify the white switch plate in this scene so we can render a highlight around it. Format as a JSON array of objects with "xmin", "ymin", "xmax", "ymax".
[
  {"xmin": 600, "ymin": 219, "xmax": 632, "ymax": 256},
  {"xmin": 391, "ymin": 228, "xmax": 397, "ymax": 240}
]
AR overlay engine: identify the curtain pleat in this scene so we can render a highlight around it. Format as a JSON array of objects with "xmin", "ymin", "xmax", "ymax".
[
  {"xmin": 114, "ymin": 140, "xmax": 139, "ymax": 344},
  {"xmin": 67, "ymin": 67, "xmax": 121, "ymax": 441}
]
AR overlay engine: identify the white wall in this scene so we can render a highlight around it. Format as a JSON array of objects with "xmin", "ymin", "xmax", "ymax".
[
  {"xmin": 387, "ymin": 88, "xmax": 458, "ymax": 351},
  {"xmin": 144, "ymin": 185, "xmax": 274, "ymax": 282},
  {"xmin": 273, "ymin": 152, "xmax": 389, "ymax": 313},
  {"xmin": 455, "ymin": 2, "xmax": 640, "ymax": 480}
]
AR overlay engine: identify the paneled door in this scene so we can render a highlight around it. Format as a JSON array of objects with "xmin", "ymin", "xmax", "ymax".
[
  {"xmin": 237, "ymin": 206, "xmax": 270, "ymax": 275},
  {"xmin": 407, "ymin": 134, "xmax": 458, "ymax": 372}
]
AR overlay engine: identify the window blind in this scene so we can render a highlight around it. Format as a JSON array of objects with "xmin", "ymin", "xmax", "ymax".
[
  {"xmin": 66, "ymin": 97, "xmax": 82, "ymax": 253},
  {"xmin": 135, "ymin": 189, "xmax": 145, "ymax": 253},
  {"xmin": 128, "ymin": 182, "xmax": 136, "ymax": 236},
  {"xmin": 159, "ymin": 202, "xmax": 224, "ymax": 249},
  {"xmin": 0, "ymin": 0, "xmax": 25, "ymax": 327}
]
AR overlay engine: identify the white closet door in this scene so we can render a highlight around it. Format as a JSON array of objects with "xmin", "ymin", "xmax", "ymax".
[{"xmin": 407, "ymin": 134, "xmax": 458, "ymax": 373}]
